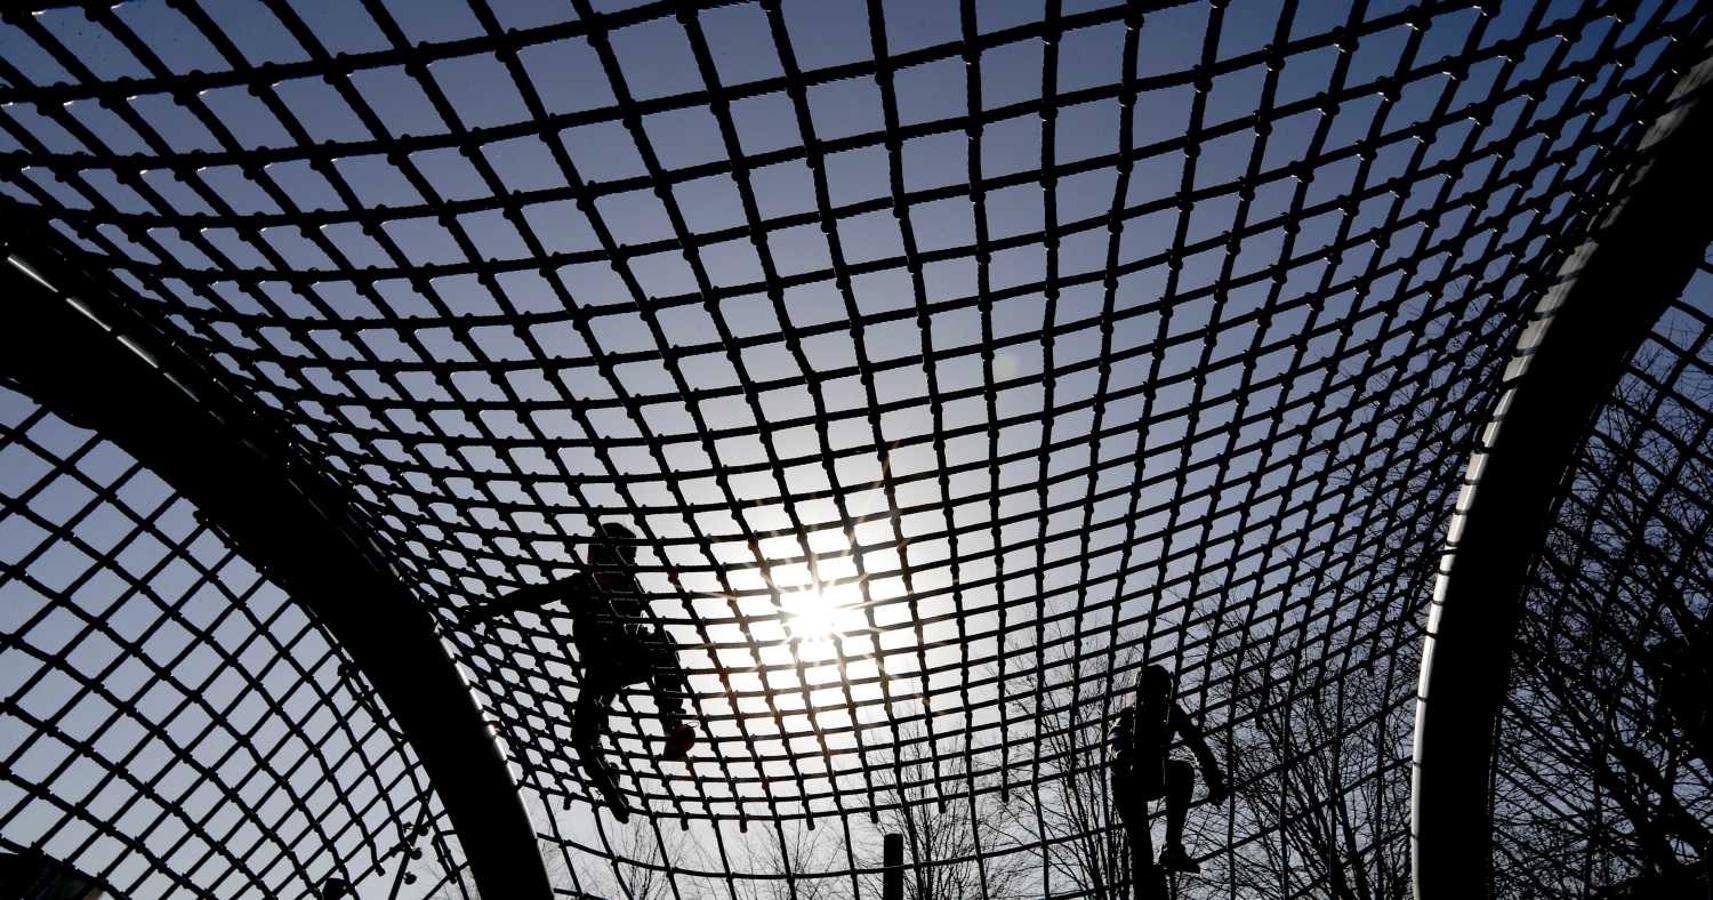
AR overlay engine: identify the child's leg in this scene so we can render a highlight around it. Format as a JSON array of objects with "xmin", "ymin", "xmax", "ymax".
[
  {"xmin": 1164, "ymin": 759, "xmax": 1196, "ymax": 851},
  {"xmin": 642, "ymin": 627, "xmax": 689, "ymax": 725},
  {"xmin": 584, "ymin": 622, "xmax": 658, "ymax": 689},
  {"xmin": 572, "ymin": 676, "xmax": 633, "ymax": 819},
  {"xmin": 572, "ymin": 680, "xmax": 612, "ymax": 757},
  {"xmin": 1110, "ymin": 769, "xmax": 1150, "ymax": 899}
]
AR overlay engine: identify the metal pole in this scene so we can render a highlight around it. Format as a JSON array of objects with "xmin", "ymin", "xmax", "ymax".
[{"xmin": 883, "ymin": 833, "xmax": 903, "ymax": 900}]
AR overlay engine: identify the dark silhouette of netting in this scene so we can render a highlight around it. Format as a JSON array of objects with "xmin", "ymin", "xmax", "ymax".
[
  {"xmin": 1, "ymin": 0, "xmax": 1710, "ymax": 897},
  {"xmin": 1492, "ymin": 255, "xmax": 1713, "ymax": 900},
  {"xmin": 0, "ymin": 389, "xmax": 473, "ymax": 898}
]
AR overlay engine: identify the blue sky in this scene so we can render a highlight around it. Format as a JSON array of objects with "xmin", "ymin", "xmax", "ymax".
[{"xmin": 0, "ymin": 0, "xmax": 1703, "ymax": 896}]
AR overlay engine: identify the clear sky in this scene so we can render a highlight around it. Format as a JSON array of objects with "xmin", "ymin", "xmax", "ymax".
[{"xmin": 0, "ymin": 0, "xmax": 1701, "ymax": 896}]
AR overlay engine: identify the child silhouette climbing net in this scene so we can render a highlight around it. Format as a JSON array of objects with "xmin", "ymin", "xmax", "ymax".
[
  {"xmin": 1109, "ymin": 664, "xmax": 1227, "ymax": 897},
  {"xmin": 461, "ymin": 522, "xmax": 695, "ymax": 821}
]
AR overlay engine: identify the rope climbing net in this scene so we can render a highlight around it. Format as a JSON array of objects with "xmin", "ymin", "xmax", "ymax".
[
  {"xmin": 0, "ymin": 392, "xmax": 474, "ymax": 897},
  {"xmin": 2, "ymin": 0, "xmax": 1710, "ymax": 897}
]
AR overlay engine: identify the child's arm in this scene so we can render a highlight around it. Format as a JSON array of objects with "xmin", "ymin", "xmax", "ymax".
[
  {"xmin": 1174, "ymin": 702, "xmax": 1228, "ymax": 803},
  {"xmin": 457, "ymin": 573, "xmax": 589, "ymax": 625},
  {"xmin": 1109, "ymin": 708, "xmax": 1137, "ymax": 775}
]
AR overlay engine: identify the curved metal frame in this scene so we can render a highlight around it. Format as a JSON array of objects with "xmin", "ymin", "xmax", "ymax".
[
  {"xmin": 0, "ymin": 236, "xmax": 554, "ymax": 899},
  {"xmin": 1411, "ymin": 44, "xmax": 1713, "ymax": 900}
]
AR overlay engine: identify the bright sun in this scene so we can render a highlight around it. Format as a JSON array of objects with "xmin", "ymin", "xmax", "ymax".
[{"xmin": 777, "ymin": 581, "xmax": 861, "ymax": 654}]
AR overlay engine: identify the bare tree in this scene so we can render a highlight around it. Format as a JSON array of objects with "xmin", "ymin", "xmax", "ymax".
[
  {"xmin": 737, "ymin": 820, "xmax": 845, "ymax": 900},
  {"xmin": 863, "ymin": 723, "xmax": 1033, "ymax": 900},
  {"xmin": 594, "ymin": 824, "xmax": 696, "ymax": 900},
  {"xmin": 412, "ymin": 827, "xmax": 685, "ymax": 900},
  {"xmin": 995, "ymin": 642, "xmax": 1131, "ymax": 900},
  {"xmin": 1177, "ymin": 639, "xmax": 1413, "ymax": 900},
  {"xmin": 1490, "ymin": 346, "xmax": 1713, "ymax": 898}
]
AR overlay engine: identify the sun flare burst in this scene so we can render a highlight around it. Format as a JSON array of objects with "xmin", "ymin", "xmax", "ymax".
[{"xmin": 777, "ymin": 581, "xmax": 863, "ymax": 656}]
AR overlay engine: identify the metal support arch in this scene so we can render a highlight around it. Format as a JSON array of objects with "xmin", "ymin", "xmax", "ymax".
[
  {"xmin": 1411, "ymin": 42, "xmax": 1713, "ymax": 900},
  {"xmin": 0, "ymin": 235, "xmax": 555, "ymax": 900}
]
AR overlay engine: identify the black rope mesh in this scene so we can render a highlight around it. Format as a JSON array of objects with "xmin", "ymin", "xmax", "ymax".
[
  {"xmin": 1, "ymin": 0, "xmax": 1710, "ymax": 897},
  {"xmin": 0, "ymin": 387, "xmax": 473, "ymax": 898},
  {"xmin": 1493, "ymin": 253, "xmax": 1713, "ymax": 899}
]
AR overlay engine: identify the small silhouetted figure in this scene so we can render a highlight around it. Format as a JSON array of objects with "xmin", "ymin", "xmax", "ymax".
[
  {"xmin": 1644, "ymin": 631, "xmax": 1713, "ymax": 766},
  {"xmin": 460, "ymin": 523, "xmax": 695, "ymax": 821},
  {"xmin": 1110, "ymin": 664, "xmax": 1227, "ymax": 894}
]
